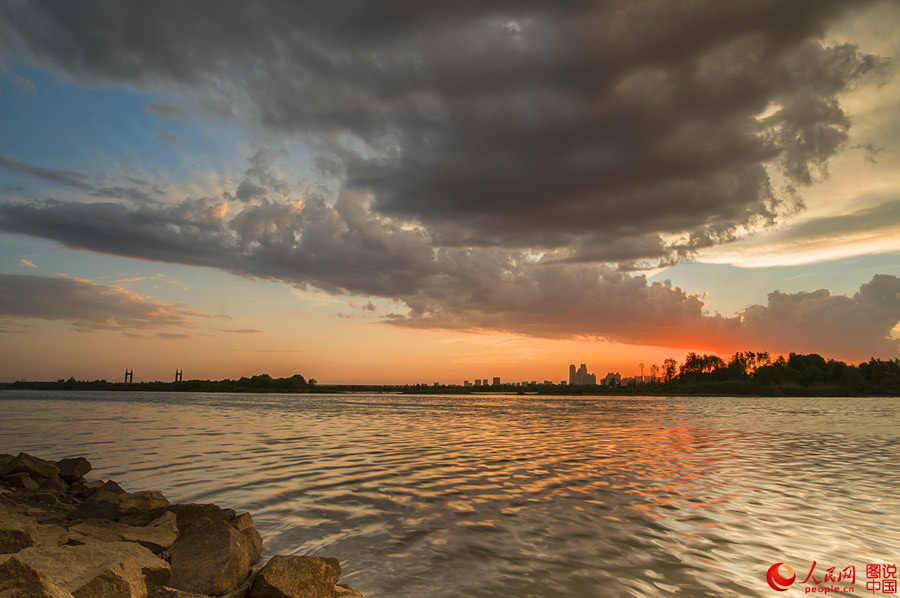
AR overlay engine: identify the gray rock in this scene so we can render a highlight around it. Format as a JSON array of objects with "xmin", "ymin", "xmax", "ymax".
[
  {"xmin": 37, "ymin": 493, "xmax": 61, "ymax": 507},
  {"xmin": 14, "ymin": 541, "xmax": 172, "ymax": 592},
  {"xmin": 166, "ymin": 503, "xmax": 233, "ymax": 533},
  {"xmin": 0, "ymin": 453, "xmax": 60, "ymax": 480},
  {"xmin": 37, "ymin": 474, "xmax": 70, "ymax": 494},
  {"xmin": 32, "ymin": 522, "xmax": 69, "ymax": 549},
  {"xmin": 248, "ymin": 555, "xmax": 341, "ymax": 598},
  {"xmin": 232, "ymin": 512, "xmax": 255, "ymax": 532},
  {"xmin": 148, "ymin": 511, "xmax": 179, "ymax": 536},
  {"xmin": 0, "ymin": 503, "xmax": 68, "ymax": 551},
  {"xmin": 68, "ymin": 485, "xmax": 124, "ymax": 521},
  {"xmin": 69, "ymin": 516, "xmax": 179, "ymax": 555},
  {"xmin": 169, "ymin": 518, "xmax": 257, "ymax": 596},
  {"xmin": 118, "ymin": 491, "xmax": 170, "ymax": 520},
  {"xmin": 70, "ymin": 559, "xmax": 147, "ymax": 598},
  {"xmin": 70, "ymin": 480, "xmax": 106, "ymax": 500},
  {"xmin": 0, "ymin": 520, "xmax": 34, "ymax": 554},
  {"xmin": 3, "ymin": 472, "xmax": 39, "ymax": 491},
  {"xmin": 56, "ymin": 458, "xmax": 92, "ymax": 484},
  {"xmin": 0, "ymin": 555, "xmax": 73, "ymax": 598},
  {"xmin": 232, "ymin": 513, "xmax": 263, "ymax": 565},
  {"xmin": 98, "ymin": 480, "xmax": 127, "ymax": 495}
]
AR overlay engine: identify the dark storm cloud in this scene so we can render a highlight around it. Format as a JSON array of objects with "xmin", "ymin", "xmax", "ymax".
[
  {"xmin": 0, "ymin": 153, "xmax": 93, "ymax": 191},
  {"xmin": 1, "ymin": 1, "xmax": 898, "ymax": 358},
  {"xmin": 735, "ymin": 275, "xmax": 900, "ymax": 359},
  {"xmin": 0, "ymin": 153, "xmax": 165, "ymax": 204},
  {"xmin": 91, "ymin": 185, "xmax": 162, "ymax": 204},
  {"xmin": 0, "ymin": 200, "xmax": 237, "ymax": 270},
  {"xmin": 0, "ymin": 273, "xmax": 197, "ymax": 332},
  {"xmin": 392, "ymin": 257, "xmax": 900, "ymax": 360},
  {"xmin": 0, "ymin": 195, "xmax": 435, "ymax": 297},
  {"xmin": 0, "ymin": 0, "xmax": 889, "ymax": 259},
  {"xmin": 2, "ymin": 197, "xmax": 897, "ymax": 358},
  {"xmin": 231, "ymin": 148, "xmax": 288, "ymax": 203}
]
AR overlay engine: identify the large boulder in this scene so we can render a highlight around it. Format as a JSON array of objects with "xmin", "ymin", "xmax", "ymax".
[
  {"xmin": 56, "ymin": 458, "xmax": 92, "ymax": 484},
  {"xmin": 232, "ymin": 513, "xmax": 263, "ymax": 564},
  {"xmin": 68, "ymin": 512, "xmax": 178, "ymax": 555},
  {"xmin": 166, "ymin": 503, "xmax": 235, "ymax": 533},
  {"xmin": 0, "ymin": 555, "xmax": 73, "ymax": 598},
  {"xmin": 13, "ymin": 541, "xmax": 172, "ymax": 593},
  {"xmin": 0, "ymin": 453, "xmax": 60, "ymax": 480},
  {"xmin": 168, "ymin": 518, "xmax": 258, "ymax": 596},
  {"xmin": 0, "ymin": 503, "xmax": 67, "ymax": 553},
  {"xmin": 68, "ymin": 483, "xmax": 125, "ymax": 521},
  {"xmin": 118, "ymin": 491, "xmax": 170, "ymax": 520},
  {"xmin": 249, "ymin": 556, "xmax": 341, "ymax": 598},
  {"xmin": 147, "ymin": 511, "xmax": 179, "ymax": 538}
]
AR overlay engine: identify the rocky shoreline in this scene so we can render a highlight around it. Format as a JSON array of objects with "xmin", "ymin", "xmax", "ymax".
[{"xmin": 0, "ymin": 452, "xmax": 365, "ymax": 598}]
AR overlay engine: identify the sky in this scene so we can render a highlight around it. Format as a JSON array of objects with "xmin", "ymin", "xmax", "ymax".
[{"xmin": 1, "ymin": 1, "xmax": 899, "ymax": 385}]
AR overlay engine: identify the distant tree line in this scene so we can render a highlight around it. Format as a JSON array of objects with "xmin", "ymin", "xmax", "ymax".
[
  {"xmin": 2, "ymin": 353, "xmax": 899, "ymax": 396},
  {"xmin": 1, "ymin": 373, "xmax": 316, "ymax": 393},
  {"xmin": 635, "ymin": 352, "xmax": 900, "ymax": 396}
]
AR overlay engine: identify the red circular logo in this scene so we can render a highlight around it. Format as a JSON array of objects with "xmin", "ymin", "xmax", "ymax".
[{"xmin": 767, "ymin": 563, "xmax": 796, "ymax": 591}]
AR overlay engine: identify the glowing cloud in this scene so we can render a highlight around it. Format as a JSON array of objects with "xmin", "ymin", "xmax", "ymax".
[{"xmin": 0, "ymin": 273, "xmax": 200, "ymax": 333}]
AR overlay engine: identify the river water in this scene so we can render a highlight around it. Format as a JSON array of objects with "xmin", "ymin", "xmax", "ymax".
[{"xmin": 0, "ymin": 391, "xmax": 897, "ymax": 597}]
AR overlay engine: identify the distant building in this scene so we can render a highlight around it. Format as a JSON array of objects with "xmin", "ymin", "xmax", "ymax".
[
  {"xmin": 569, "ymin": 363, "xmax": 597, "ymax": 385},
  {"xmin": 492, "ymin": 376, "xmax": 501, "ymax": 386},
  {"xmin": 602, "ymin": 372, "xmax": 622, "ymax": 387},
  {"xmin": 475, "ymin": 379, "xmax": 482, "ymax": 386},
  {"xmin": 464, "ymin": 380, "xmax": 472, "ymax": 387}
]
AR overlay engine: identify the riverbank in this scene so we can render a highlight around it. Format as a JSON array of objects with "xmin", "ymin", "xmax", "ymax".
[
  {"xmin": 3, "ymin": 380, "xmax": 899, "ymax": 396},
  {"xmin": 0, "ymin": 452, "xmax": 365, "ymax": 598}
]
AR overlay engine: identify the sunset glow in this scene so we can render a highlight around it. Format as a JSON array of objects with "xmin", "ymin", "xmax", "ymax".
[{"xmin": 1, "ymin": 2, "xmax": 899, "ymax": 384}]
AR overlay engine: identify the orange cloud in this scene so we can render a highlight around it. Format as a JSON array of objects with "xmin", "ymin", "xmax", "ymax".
[{"xmin": 0, "ymin": 273, "xmax": 201, "ymax": 334}]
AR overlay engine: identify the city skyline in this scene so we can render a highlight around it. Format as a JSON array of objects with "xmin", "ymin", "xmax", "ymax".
[{"xmin": 1, "ymin": 2, "xmax": 899, "ymax": 384}]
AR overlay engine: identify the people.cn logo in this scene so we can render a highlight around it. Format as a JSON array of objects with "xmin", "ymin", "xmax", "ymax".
[{"xmin": 767, "ymin": 563, "xmax": 797, "ymax": 591}]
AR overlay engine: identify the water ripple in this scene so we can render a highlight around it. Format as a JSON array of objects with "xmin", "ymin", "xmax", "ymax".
[{"xmin": 1, "ymin": 391, "xmax": 898, "ymax": 597}]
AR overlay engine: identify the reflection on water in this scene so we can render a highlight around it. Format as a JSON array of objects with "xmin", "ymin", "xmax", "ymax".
[{"xmin": 1, "ymin": 391, "xmax": 898, "ymax": 597}]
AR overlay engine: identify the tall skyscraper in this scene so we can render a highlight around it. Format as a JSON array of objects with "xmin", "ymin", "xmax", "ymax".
[{"xmin": 569, "ymin": 363, "xmax": 596, "ymax": 385}]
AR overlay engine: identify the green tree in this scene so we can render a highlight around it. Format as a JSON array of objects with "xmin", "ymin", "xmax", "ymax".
[
  {"xmin": 663, "ymin": 358, "xmax": 679, "ymax": 383},
  {"xmin": 727, "ymin": 351, "xmax": 771, "ymax": 378},
  {"xmin": 679, "ymin": 353, "xmax": 725, "ymax": 379}
]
